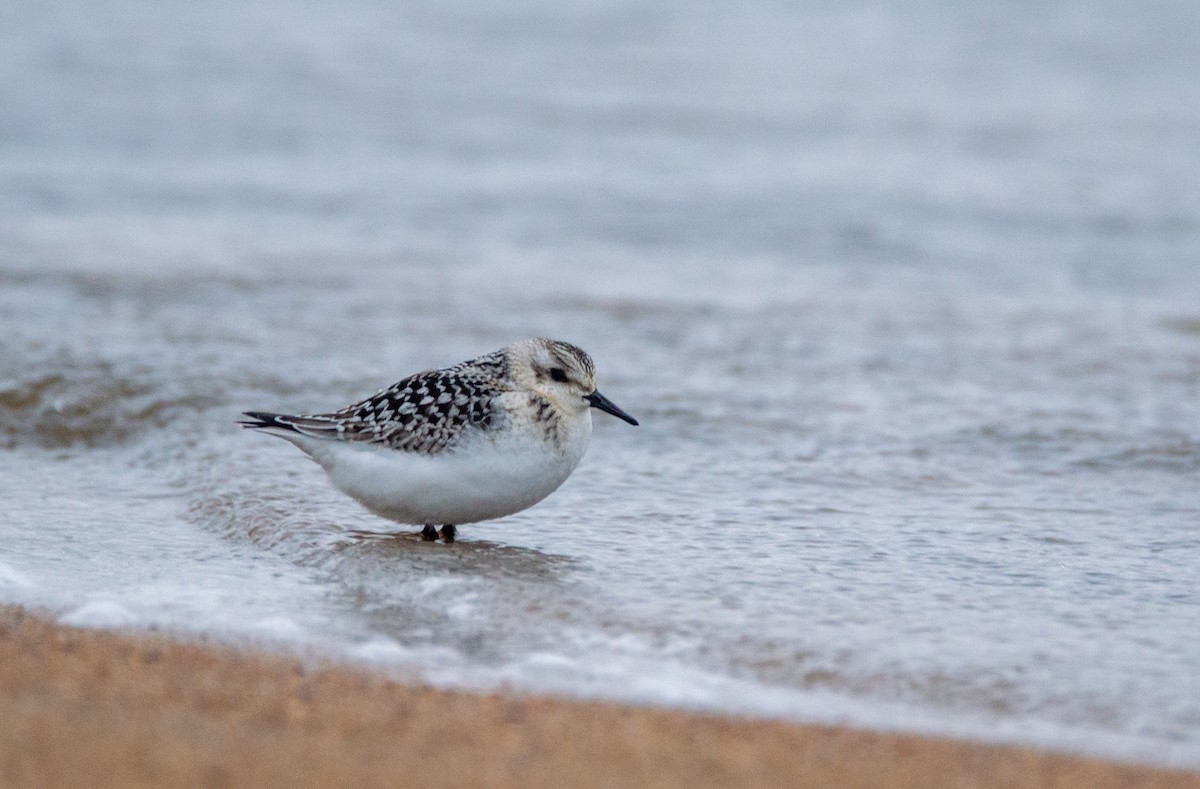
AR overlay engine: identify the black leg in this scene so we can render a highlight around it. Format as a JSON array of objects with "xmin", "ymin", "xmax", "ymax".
[
  {"xmin": 440, "ymin": 524, "xmax": 457, "ymax": 543},
  {"xmin": 421, "ymin": 524, "xmax": 438, "ymax": 541}
]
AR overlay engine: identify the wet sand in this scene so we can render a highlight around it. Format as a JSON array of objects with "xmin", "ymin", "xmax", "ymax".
[{"xmin": 0, "ymin": 605, "xmax": 1194, "ymax": 789}]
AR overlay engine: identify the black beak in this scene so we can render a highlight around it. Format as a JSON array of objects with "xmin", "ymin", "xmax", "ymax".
[{"xmin": 585, "ymin": 390, "xmax": 639, "ymax": 426}]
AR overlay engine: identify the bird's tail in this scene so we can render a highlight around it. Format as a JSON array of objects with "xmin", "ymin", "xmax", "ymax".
[{"xmin": 238, "ymin": 411, "xmax": 301, "ymax": 432}]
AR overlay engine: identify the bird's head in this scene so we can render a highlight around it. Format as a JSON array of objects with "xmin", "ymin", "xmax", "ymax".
[{"xmin": 507, "ymin": 338, "xmax": 638, "ymax": 425}]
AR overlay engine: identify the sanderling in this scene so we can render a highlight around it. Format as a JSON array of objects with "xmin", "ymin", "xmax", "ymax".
[{"xmin": 240, "ymin": 338, "xmax": 638, "ymax": 542}]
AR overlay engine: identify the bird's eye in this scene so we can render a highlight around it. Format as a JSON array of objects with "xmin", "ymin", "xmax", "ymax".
[{"xmin": 549, "ymin": 367, "xmax": 569, "ymax": 383}]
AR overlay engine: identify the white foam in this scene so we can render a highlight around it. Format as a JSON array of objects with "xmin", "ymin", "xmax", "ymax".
[
  {"xmin": 60, "ymin": 600, "xmax": 139, "ymax": 629},
  {"xmin": 0, "ymin": 562, "xmax": 34, "ymax": 591},
  {"xmin": 249, "ymin": 616, "xmax": 306, "ymax": 639},
  {"xmin": 349, "ymin": 636, "xmax": 412, "ymax": 663}
]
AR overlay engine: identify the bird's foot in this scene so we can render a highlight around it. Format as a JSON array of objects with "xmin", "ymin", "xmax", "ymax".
[{"xmin": 421, "ymin": 524, "xmax": 457, "ymax": 543}]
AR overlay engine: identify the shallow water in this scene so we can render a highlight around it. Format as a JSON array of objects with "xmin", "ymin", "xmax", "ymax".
[{"xmin": 3, "ymin": 0, "xmax": 1200, "ymax": 767}]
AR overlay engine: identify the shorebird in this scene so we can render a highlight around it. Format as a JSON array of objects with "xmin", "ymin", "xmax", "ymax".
[{"xmin": 240, "ymin": 338, "xmax": 638, "ymax": 542}]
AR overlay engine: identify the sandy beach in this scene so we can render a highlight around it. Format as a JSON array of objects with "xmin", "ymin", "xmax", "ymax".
[
  {"xmin": 4, "ymin": 0, "xmax": 1200, "ymax": 780},
  {"xmin": 0, "ymin": 605, "xmax": 1193, "ymax": 789}
]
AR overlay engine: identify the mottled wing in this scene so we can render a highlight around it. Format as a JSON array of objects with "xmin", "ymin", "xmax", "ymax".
[{"xmin": 276, "ymin": 351, "xmax": 510, "ymax": 454}]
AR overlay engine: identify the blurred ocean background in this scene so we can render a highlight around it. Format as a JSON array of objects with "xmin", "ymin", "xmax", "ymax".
[{"xmin": 2, "ymin": 0, "xmax": 1199, "ymax": 766}]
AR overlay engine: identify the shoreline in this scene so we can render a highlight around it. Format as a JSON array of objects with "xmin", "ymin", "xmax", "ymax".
[{"xmin": 1, "ymin": 604, "xmax": 1195, "ymax": 789}]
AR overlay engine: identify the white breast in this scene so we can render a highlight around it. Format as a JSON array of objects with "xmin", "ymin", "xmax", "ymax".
[{"xmin": 294, "ymin": 408, "xmax": 593, "ymax": 525}]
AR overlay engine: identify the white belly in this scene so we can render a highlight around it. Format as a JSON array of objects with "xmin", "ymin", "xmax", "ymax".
[{"xmin": 293, "ymin": 418, "xmax": 592, "ymax": 525}]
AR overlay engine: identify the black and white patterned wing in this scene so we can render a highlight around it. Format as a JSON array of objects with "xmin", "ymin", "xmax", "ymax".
[{"xmin": 275, "ymin": 350, "xmax": 510, "ymax": 454}]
